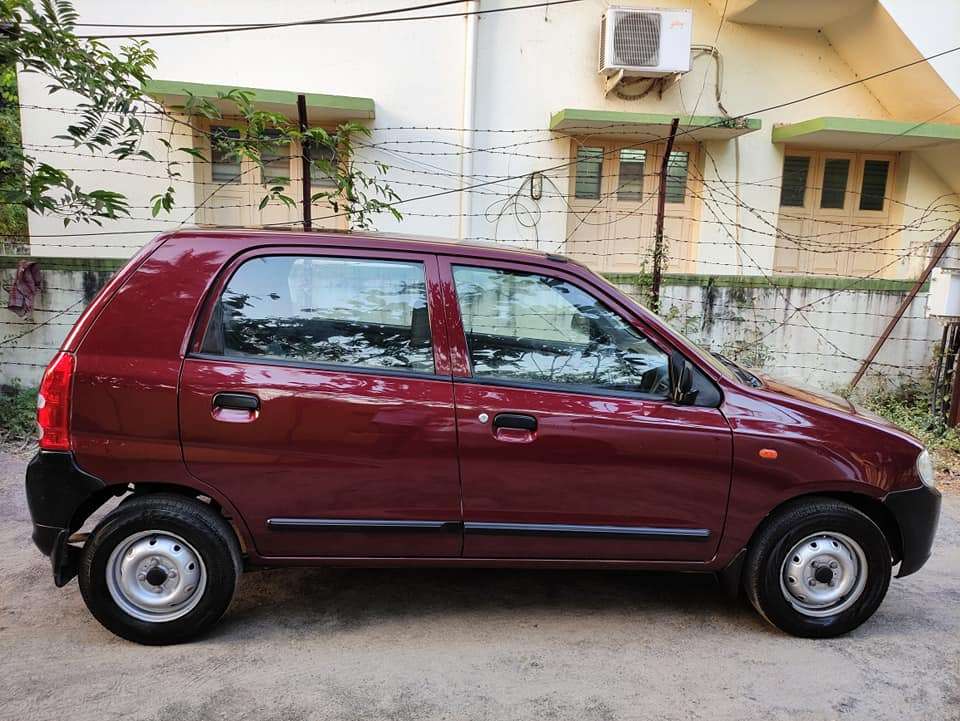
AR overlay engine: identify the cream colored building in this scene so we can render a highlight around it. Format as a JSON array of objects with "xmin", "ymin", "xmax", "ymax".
[{"xmin": 7, "ymin": 0, "xmax": 960, "ymax": 387}]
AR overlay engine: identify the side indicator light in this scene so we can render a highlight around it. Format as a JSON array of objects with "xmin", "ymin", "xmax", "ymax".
[{"xmin": 759, "ymin": 448, "xmax": 778, "ymax": 460}]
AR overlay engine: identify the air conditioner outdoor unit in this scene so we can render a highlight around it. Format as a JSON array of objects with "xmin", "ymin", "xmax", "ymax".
[{"xmin": 599, "ymin": 6, "xmax": 692, "ymax": 78}]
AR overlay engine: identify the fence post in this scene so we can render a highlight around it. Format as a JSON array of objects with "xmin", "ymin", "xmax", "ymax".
[
  {"xmin": 650, "ymin": 117, "xmax": 680, "ymax": 313},
  {"xmin": 848, "ymin": 221, "xmax": 960, "ymax": 391},
  {"xmin": 297, "ymin": 94, "xmax": 312, "ymax": 232}
]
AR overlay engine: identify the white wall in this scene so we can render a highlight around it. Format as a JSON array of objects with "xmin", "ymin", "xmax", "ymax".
[
  {"xmin": 468, "ymin": 0, "xmax": 957, "ymax": 275},
  {"xmin": 655, "ymin": 282, "xmax": 941, "ymax": 390},
  {"xmin": 19, "ymin": 0, "xmax": 473, "ymax": 256},
  {"xmin": 1, "ymin": 261, "xmax": 939, "ymax": 391},
  {"xmin": 10, "ymin": 0, "xmax": 960, "ymax": 393},
  {"xmin": 18, "ymin": 0, "xmax": 958, "ymax": 268},
  {"xmin": 881, "ymin": 0, "xmax": 960, "ymax": 99}
]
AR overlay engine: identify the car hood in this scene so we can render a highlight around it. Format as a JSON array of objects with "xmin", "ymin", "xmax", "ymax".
[
  {"xmin": 757, "ymin": 374, "xmax": 855, "ymax": 413},
  {"xmin": 755, "ymin": 373, "xmax": 921, "ymax": 440}
]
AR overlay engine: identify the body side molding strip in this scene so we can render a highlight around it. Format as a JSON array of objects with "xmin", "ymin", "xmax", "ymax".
[
  {"xmin": 266, "ymin": 518, "xmax": 710, "ymax": 541},
  {"xmin": 266, "ymin": 518, "xmax": 461, "ymax": 532},
  {"xmin": 464, "ymin": 522, "xmax": 711, "ymax": 540}
]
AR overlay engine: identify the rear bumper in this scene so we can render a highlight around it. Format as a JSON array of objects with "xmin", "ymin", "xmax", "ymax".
[
  {"xmin": 883, "ymin": 484, "xmax": 942, "ymax": 578},
  {"xmin": 25, "ymin": 451, "xmax": 107, "ymax": 586}
]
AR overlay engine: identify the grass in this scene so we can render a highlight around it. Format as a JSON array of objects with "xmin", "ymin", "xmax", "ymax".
[{"xmin": 0, "ymin": 385, "xmax": 37, "ymax": 442}]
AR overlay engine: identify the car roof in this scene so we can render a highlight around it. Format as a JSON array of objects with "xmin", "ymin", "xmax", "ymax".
[{"xmin": 161, "ymin": 226, "xmax": 577, "ymax": 266}]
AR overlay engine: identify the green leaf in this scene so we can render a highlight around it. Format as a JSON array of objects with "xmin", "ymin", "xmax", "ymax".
[{"xmin": 177, "ymin": 146, "xmax": 207, "ymax": 161}]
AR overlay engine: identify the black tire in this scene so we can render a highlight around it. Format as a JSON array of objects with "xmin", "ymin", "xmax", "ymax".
[
  {"xmin": 744, "ymin": 497, "xmax": 892, "ymax": 638},
  {"xmin": 78, "ymin": 493, "xmax": 242, "ymax": 645}
]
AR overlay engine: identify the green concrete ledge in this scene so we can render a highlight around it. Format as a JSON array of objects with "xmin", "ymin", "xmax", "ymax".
[
  {"xmin": 772, "ymin": 116, "xmax": 960, "ymax": 151},
  {"xmin": 550, "ymin": 108, "xmax": 761, "ymax": 141},
  {"xmin": 605, "ymin": 273, "xmax": 928, "ymax": 293},
  {"xmin": 0, "ymin": 256, "xmax": 126, "ymax": 272},
  {"xmin": 145, "ymin": 80, "xmax": 375, "ymax": 122}
]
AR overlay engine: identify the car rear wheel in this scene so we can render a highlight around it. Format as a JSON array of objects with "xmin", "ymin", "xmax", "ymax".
[
  {"xmin": 744, "ymin": 497, "xmax": 892, "ymax": 638},
  {"xmin": 78, "ymin": 493, "xmax": 242, "ymax": 645}
]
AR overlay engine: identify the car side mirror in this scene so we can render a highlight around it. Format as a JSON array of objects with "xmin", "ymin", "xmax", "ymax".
[{"xmin": 668, "ymin": 351, "xmax": 699, "ymax": 405}]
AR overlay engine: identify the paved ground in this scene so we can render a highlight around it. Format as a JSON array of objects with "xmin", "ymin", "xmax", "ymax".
[{"xmin": 1, "ymin": 449, "xmax": 958, "ymax": 721}]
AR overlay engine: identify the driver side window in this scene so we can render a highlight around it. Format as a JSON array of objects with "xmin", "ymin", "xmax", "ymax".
[{"xmin": 452, "ymin": 265, "xmax": 669, "ymax": 396}]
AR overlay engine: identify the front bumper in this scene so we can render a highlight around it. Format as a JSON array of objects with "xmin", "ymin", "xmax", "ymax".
[
  {"xmin": 25, "ymin": 451, "xmax": 107, "ymax": 586},
  {"xmin": 883, "ymin": 483, "xmax": 942, "ymax": 577}
]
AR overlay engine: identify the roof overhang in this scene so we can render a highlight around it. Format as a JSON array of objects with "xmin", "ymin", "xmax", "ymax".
[
  {"xmin": 549, "ymin": 108, "xmax": 761, "ymax": 142},
  {"xmin": 772, "ymin": 116, "xmax": 960, "ymax": 151},
  {"xmin": 726, "ymin": 0, "xmax": 875, "ymax": 29},
  {"xmin": 143, "ymin": 80, "xmax": 375, "ymax": 123}
]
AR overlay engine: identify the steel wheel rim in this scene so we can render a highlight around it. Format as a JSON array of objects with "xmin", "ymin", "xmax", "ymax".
[
  {"xmin": 105, "ymin": 530, "xmax": 207, "ymax": 623},
  {"xmin": 779, "ymin": 531, "xmax": 868, "ymax": 618}
]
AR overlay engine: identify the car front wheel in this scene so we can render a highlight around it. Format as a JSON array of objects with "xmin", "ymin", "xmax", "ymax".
[
  {"xmin": 78, "ymin": 493, "xmax": 242, "ymax": 645},
  {"xmin": 744, "ymin": 497, "xmax": 892, "ymax": 638}
]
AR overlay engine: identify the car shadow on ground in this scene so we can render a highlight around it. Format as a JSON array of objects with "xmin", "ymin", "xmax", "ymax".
[{"xmin": 215, "ymin": 565, "xmax": 766, "ymax": 638}]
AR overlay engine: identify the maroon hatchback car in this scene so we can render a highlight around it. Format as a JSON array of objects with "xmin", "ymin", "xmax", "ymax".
[{"xmin": 26, "ymin": 228, "xmax": 940, "ymax": 644}]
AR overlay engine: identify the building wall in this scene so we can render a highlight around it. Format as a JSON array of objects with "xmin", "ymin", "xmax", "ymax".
[
  {"xmin": 18, "ymin": 0, "xmax": 959, "ymax": 266},
  {"xmin": 18, "ymin": 0, "xmax": 473, "ymax": 256},
  {"xmin": 8, "ymin": 0, "xmax": 960, "ymax": 391}
]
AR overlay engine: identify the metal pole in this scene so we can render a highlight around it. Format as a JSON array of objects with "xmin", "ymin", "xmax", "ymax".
[
  {"xmin": 931, "ymin": 323, "xmax": 950, "ymax": 418},
  {"xmin": 848, "ymin": 221, "xmax": 960, "ymax": 390},
  {"xmin": 297, "ymin": 94, "xmax": 312, "ymax": 232},
  {"xmin": 650, "ymin": 117, "xmax": 680, "ymax": 313},
  {"xmin": 948, "ymin": 324, "xmax": 960, "ymax": 427}
]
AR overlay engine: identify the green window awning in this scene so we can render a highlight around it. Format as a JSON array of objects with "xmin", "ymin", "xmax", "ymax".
[
  {"xmin": 549, "ymin": 108, "xmax": 761, "ymax": 141},
  {"xmin": 772, "ymin": 116, "xmax": 960, "ymax": 151},
  {"xmin": 144, "ymin": 80, "xmax": 375, "ymax": 123}
]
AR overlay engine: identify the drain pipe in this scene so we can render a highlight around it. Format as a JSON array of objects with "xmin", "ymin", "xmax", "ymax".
[{"xmin": 459, "ymin": 0, "xmax": 479, "ymax": 240}]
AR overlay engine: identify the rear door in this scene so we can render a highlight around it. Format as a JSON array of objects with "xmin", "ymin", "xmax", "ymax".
[
  {"xmin": 179, "ymin": 246, "xmax": 461, "ymax": 558},
  {"xmin": 441, "ymin": 256, "xmax": 733, "ymax": 561}
]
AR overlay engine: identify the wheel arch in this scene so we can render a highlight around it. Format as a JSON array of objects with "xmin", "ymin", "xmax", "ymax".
[
  {"xmin": 74, "ymin": 481, "xmax": 252, "ymax": 556},
  {"xmin": 720, "ymin": 490, "xmax": 903, "ymax": 593},
  {"xmin": 748, "ymin": 491, "xmax": 902, "ymax": 564}
]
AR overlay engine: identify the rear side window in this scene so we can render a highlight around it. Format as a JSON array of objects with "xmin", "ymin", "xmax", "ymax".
[
  {"xmin": 202, "ymin": 255, "xmax": 434, "ymax": 373},
  {"xmin": 452, "ymin": 265, "xmax": 669, "ymax": 396}
]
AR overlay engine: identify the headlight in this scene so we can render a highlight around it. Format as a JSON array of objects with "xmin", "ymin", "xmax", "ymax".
[{"xmin": 916, "ymin": 449, "xmax": 936, "ymax": 488}]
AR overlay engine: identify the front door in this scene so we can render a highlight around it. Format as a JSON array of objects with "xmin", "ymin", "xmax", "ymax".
[
  {"xmin": 442, "ymin": 258, "xmax": 732, "ymax": 561},
  {"xmin": 179, "ymin": 248, "xmax": 461, "ymax": 558}
]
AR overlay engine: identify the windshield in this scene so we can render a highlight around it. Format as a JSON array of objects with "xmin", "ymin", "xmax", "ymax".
[
  {"xmin": 711, "ymin": 352, "xmax": 763, "ymax": 387},
  {"xmin": 586, "ymin": 271, "xmax": 761, "ymax": 388},
  {"xmin": 659, "ymin": 322, "xmax": 762, "ymax": 387}
]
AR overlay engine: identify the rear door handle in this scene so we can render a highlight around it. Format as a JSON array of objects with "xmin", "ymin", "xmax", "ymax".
[
  {"xmin": 492, "ymin": 413, "xmax": 537, "ymax": 432},
  {"xmin": 212, "ymin": 392, "xmax": 260, "ymax": 411}
]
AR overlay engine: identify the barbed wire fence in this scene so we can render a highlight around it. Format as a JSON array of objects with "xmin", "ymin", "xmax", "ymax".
[{"xmin": 2, "ymin": 103, "xmax": 959, "ymax": 404}]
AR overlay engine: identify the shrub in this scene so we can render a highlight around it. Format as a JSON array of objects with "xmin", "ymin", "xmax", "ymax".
[
  {"xmin": 0, "ymin": 384, "xmax": 37, "ymax": 441},
  {"xmin": 861, "ymin": 377, "xmax": 960, "ymax": 453}
]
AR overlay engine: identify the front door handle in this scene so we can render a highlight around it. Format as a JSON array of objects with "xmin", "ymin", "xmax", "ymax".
[
  {"xmin": 492, "ymin": 413, "xmax": 537, "ymax": 443},
  {"xmin": 211, "ymin": 392, "xmax": 260, "ymax": 423},
  {"xmin": 213, "ymin": 392, "xmax": 260, "ymax": 411},
  {"xmin": 493, "ymin": 413, "xmax": 537, "ymax": 431}
]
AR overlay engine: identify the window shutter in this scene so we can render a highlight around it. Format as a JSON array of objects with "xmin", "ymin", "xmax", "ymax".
[
  {"xmin": 859, "ymin": 159, "xmax": 890, "ymax": 211},
  {"xmin": 820, "ymin": 158, "xmax": 850, "ymax": 209},
  {"xmin": 574, "ymin": 147, "xmax": 604, "ymax": 200},
  {"xmin": 779, "ymin": 155, "xmax": 810, "ymax": 207}
]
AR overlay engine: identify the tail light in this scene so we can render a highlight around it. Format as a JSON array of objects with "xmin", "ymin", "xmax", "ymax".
[{"xmin": 37, "ymin": 351, "xmax": 75, "ymax": 452}]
